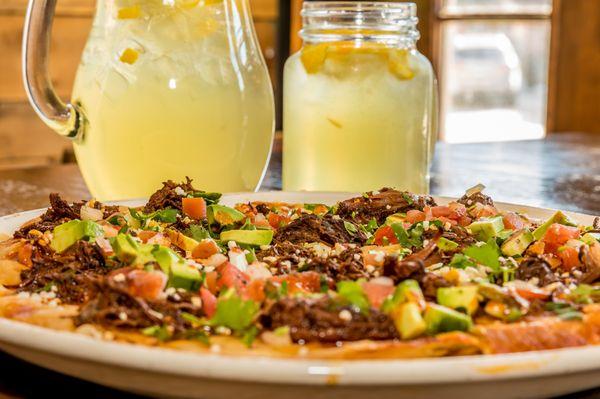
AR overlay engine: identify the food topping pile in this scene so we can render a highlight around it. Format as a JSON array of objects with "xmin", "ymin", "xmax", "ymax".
[{"xmin": 1, "ymin": 180, "xmax": 599, "ymax": 356}]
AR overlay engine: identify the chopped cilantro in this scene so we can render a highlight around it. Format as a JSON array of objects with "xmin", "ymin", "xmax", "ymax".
[
  {"xmin": 241, "ymin": 326, "xmax": 259, "ymax": 347},
  {"xmin": 210, "ymin": 290, "xmax": 260, "ymax": 332},
  {"xmin": 390, "ymin": 223, "xmax": 424, "ymax": 248},
  {"xmin": 182, "ymin": 330, "xmax": 210, "ymax": 345},
  {"xmin": 463, "ymin": 239, "xmax": 501, "ymax": 272},
  {"xmin": 190, "ymin": 191, "xmax": 222, "ymax": 205},
  {"xmin": 344, "ymin": 221, "xmax": 358, "ymax": 236},
  {"xmin": 130, "ymin": 208, "xmax": 179, "ymax": 226},
  {"xmin": 320, "ymin": 275, "xmax": 329, "ymax": 293},
  {"xmin": 545, "ymin": 302, "xmax": 583, "ymax": 320},
  {"xmin": 568, "ymin": 284, "xmax": 600, "ymax": 304},
  {"xmin": 141, "ymin": 325, "xmax": 171, "ymax": 341},
  {"xmin": 448, "ymin": 254, "xmax": 476, "ymax": 269},
  {"xmin": 184, "ymin": 224, "xmax": 211, "ymax": 241},
  {"xmin": 336, "ymin": 281, "xmax": 369, "ymax": 313},
  {"xmin": 402, "ymin": 193, "xmax": 414, "ymax": 205}
]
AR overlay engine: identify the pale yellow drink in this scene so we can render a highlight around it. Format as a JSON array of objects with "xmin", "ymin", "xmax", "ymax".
[
  {"xmin": 71, "ymin": 0, "xmax": 274, "ymax": 200},
  {"xmin": 283, "ymin": 44, "xmax": 435, "ymax": 194}
]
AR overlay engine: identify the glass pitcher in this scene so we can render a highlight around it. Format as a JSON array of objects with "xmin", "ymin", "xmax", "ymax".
[
  {"xmin": 23, "ymin": 0, "xmax": 275, "ymax": 200},
  {"xmin": 283, "ymin": 2, "xmax": 437, "ymax": 194}
]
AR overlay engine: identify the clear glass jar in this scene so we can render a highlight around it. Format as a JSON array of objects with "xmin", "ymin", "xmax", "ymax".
[{"xmin": 283, "ymin": 1, "xmax": 437, "ymax": 193}]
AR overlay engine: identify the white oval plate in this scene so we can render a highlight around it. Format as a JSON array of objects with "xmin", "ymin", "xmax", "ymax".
[{"xmin": 0, "ymin": 192, "xmax": 598, "ymax": 399}]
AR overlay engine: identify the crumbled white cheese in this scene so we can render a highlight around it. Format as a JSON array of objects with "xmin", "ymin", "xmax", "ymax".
[
  {"xmin": 113, "ymin": 273, "xmax": 126, "ymax": 282},
  {"xmin": 338, "ymin": 310, "xmax": 352, "ymax": 321}
]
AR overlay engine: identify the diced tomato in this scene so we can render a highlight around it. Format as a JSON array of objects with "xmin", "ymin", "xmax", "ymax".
[
  {"xmin": 205, "ymin": 271, "xmax": 218, "ymax": 293},
  {"xmin": 182, "ymin": 197, "xmax": 207, "ymax": 220},
  {"xmin": 272, "ymin": 271, "xmax": 322, "ymax": 294},
  {"xmin": 126, "ymin": 270, "xmax": 167, "ymax": 301},
  {"xmin": 267, "ymin": 213, "xmax": 288, "ymax": 229},
  {"xmin": 458, "ymin": 216, "xmax": 472, "ymax": 227},
  {"xmin": 199, "ymin": 287, "xmax": 217, "ymax": 318},
  {"xmin": 503, "ymin": 212, "xmax": 526, "ymax": 230},
  {"xmin": 431, "ymin": 206, "xmax": 452, "ymax": 218},
  {"xmin": 216, "ymin": 262, "xmax": 250, "ymax": 292},
  {"xmin": 406, "ymin": 210, "xmax": 426, "ymax": 224},
  {"xmin": 471, "ymin": 204, "xmax": 499, "ymax": 218},
  {"xmin": 542, "ymin": 224, "xmax": 580, "ymax": 255},
  {"xmin": 515, "ymin": 287, "xmax": 550, "ymax": 301},
  {"xmin": 373, "ymin": 226, "xmax": 399, "ymax": 246},
  {"xmin": 192, "ymin": 239, "xmax": 220, "ymax": 259},
  {"xmin": 479, "ymin": 205, "xmax": 499, "ymax": 217},
  {"xmin": 362, "ymin": 282, "xmax": 394, "ymax": 309},
  {"xmin": 557, "ymin": 246, "xmax": 582, "ymax": 270},
  {"xmin": 313, "ymin": 205, "xmax": 329, "ymax": 216},
  {"xmin": 241, "ymin": 279, "xmax": 266, "ymax": 302},
  {"xmin": 448, "ymin": 202, "xmax": 467, "ymax": 220},
  {"xmin": 436, "ymin": 216, "xmax": 458, "ymax": 226},
  {"xmin": 252, "ymin": 215, "xmax": 272, "ymax": 229},
  {"xmin": 102, "ymin": 225, "xmax": 119, "ymax": 238},
  {"xmin": 17, "ymin": 243, "xmax": 33, "ymax": 267},
  {"xmin": 137, "ymin": 230, "xmax": 158, "ymax": 243}
]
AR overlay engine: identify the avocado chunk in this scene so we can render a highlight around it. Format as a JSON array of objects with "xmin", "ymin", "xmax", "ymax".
[
  {"xmin": 385, "ymin": 213, "xmax": 405, "ymax": 225},
  {"xmin": 50, "ymin": 220, "xmax": 103, "ymax": 253},
  {"xmin": 151, "ymin": 246, "xmax": 201, "ymax": 290},
  {"xmin": 220, "ymin": 229, "xmax": 274, "ymax": 246},
  {"xmin": 424, "ymin": 304, "xmax": 473, "ymax": 334},
  {"xmin": 391, "ymin": 302, "xmax": 426, "ymax": 340},
  {"xmin": 532, "ymin": 211, "xmax": 576, "ymax": 240},
  {"xmin": 207, "ymin": 205, "xmax": 245, "ymax": 226},
  {"xmin": 468, "ymin": 216, "xmax": 504, "ymax": 242},
  {"xmin": 437, "ymin": 237, "xmax": 459, "ymax": 252},
  {"xmin": 437, "ymin": 286, "xmax": 479, "ymax": 315},
  {"xmin": 151, "ymin": 246, "xmax": 180, "ymax": 274},
  {"xmin": 501, "ymin": 229, "xmax": 534, "ymax": 257},
  {"xmin": 166, "ymin": 229, "xmax": 199, "ymax": 252},
  {"xmin": 382, "ymin": 279, "xmax": 425, "ymax": 312},
  {"xmin": 112, "ymin": 234, "xmax": 140, "ymax": 264},
  {"xmin": 169, "ymin": 261, "xmax": 202, "ymax": 291}
]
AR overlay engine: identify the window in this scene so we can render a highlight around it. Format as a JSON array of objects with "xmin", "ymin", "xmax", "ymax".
[{"xmin": 436, "ymin": 0, "xmax": 553, "ymax": 143}]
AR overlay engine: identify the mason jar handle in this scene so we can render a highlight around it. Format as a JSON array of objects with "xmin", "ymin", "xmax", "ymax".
[{"xmin": 22, "ymin": 0, "xmax": 84, "ymax": 139}]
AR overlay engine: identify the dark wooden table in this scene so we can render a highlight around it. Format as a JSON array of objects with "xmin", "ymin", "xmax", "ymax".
[{"xmin": 0, "ymin": 132, "xmax": 599, "ymax": 398}]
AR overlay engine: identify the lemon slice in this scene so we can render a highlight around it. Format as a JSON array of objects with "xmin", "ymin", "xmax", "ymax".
[
  {"xmin": 117, "ymin": 5, "xmax": 141, "ymax": 19},
  {"xmin": 119, "ymin": 48, "xmax": 140, "ymax": 64},
  {"xmin": 300, "ymin": 43, "xmax": 328, "ymax": 74},
  {"xmin": 388, "ymin": 49, "xmax": 415, "ymax": 80}
]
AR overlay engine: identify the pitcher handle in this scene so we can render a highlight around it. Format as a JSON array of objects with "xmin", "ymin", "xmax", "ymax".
[{"xmin": 22, "ymin": 0, "xmax": 84, "ymax": 139}]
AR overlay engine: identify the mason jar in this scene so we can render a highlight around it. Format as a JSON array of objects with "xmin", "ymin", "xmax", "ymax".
[{"xmin": 283, "ymin": 1, "xmax": 437, "ymax": 193}]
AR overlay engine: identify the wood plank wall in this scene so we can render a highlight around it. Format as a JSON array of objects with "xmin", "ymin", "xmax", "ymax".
[
  {"xmin": 0, "ymin": 0, "xmax": 279, "ymax": 170},
  {"xmin": 548, "ymin": 0, "xmax": 600, "ymax": 134}
]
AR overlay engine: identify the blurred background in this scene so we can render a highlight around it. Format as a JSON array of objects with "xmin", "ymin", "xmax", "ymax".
[{"xmin": 0, "ymin": 0, "xmax": 598, "ymax": 169}]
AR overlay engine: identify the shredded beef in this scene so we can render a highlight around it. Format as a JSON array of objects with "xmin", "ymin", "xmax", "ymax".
[
  {"xmin": 516, "ymin": 256, "xmax": 559, "ymax": 286},
  {"xmin": 17, "ymin": 241, "xmax": 110, "ymax": 304},
  {"xmin": 144, "ymin": 178, "xmax": 196, "ymax": 213},
  {"xmin": 258, "ymin": 243, "xmax": 369, "ymax": 281},
  {"xmin": 261, "ymin": 297, "xmax": 398, "ymax": 343},
  {"xmin": 78, "ymin": 276, "xmax": 203, "ymax": 333},
  {"xmin": 274, "ymin": 214, "xmax": 365, "ymax": 246},
  {"xmin": 580, "ymin": 243, "xmax": 600, "ymax": 284},
  {"xmin": 382, "ymin": 243, "xmax": 450, "ymax": 299},
  {"xmin": 457, "ymin": 192, "xmax": 495, "ymax": 208},
  {"xmin": 336, "ymin": 188, "xmax": 436, "ymax": 224},
  {"xmin": 14, "ymin": 193, "xmax": 80, "ymax": 238},
  {"xmin": 304, "ymin": 247, "xmax": 370, "ymax": 281}
]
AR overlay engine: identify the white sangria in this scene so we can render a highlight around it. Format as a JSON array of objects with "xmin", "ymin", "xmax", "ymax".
[
  {"xmin": 283, "ymin": 2, "xmax": 436, "ymax": 193},
  {"xmin": 70, "ymin": 0, "xmax": 274, "ymax": 200}
]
